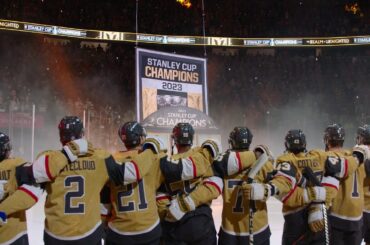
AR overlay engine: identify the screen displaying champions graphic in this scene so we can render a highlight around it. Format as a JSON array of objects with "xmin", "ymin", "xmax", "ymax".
[{"xmin": 136, "ymin": 48, "xmax": 208, "ymax": 124}]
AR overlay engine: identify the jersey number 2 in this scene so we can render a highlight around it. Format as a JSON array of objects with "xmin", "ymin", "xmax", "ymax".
[
  {"xmin": 117, "ymin": 180, "xmax": 148, "ymax": 212},
  {"xmin": 64, "ymin": 176, "xmax": 85, "ymax": 214}
]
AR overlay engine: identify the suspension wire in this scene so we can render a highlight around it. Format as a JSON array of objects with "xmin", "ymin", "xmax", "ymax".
[
  {"xmin": 201, "ymin": 0, "xmax": 207, "ymax": 57},
  {"xmin": 135, "ymin": 0, "xmax": 139, "ymax": 47}
]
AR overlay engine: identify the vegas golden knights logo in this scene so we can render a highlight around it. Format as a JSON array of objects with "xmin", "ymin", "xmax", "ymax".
[
  {"xmin": 208, "ymin": 37, "xmax": 231, "ymax": 46},
  {"xmin": 100, "ymin": 31, "xmax": 125, "ymax": 41}
]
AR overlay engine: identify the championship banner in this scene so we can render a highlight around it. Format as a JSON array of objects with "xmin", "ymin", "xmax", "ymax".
[
  {"xmin": 142, "ymin": 106, "xmax": 217, "ymax": 131},
  {"xmin": 136, "ymin": 48, "xmax": 208, "ymax": 126}
]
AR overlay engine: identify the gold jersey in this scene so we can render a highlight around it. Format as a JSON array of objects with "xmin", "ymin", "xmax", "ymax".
[
  {"xmin": 160, "ymin": 147, "xmax": 215, "ymax": 196},
  {"xmin": 328, "ymin": 149, "xmax": 365, "ymax": 229},
  {"xmin": 276, "ymin": 152, "xmax": 327, "ymax": 214},
  {"xmin": 220, "ymin": 151, "xmax": 274, "ymax": 236},
  {"xmin": 42, "ymin": 150, "xmax": 110, "ymax": 240},
  {"xmin": 0, "ymin": 157, "xmax": 28, "ymax": 244},
  {"xmin": 108, "ymin": 150, "xmax": 164, "ymax": 235},
  {"xmin": 275, "ymin": 149, "xmax": 359, "ymax": 215},
  {"xmin": 157, "ymin": 147, "xmax": 223, "ymax": 218}
]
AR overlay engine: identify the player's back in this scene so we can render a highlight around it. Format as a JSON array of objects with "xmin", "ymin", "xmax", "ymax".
[
  {"xmin": 327, "ymin": 149, "xmax": 365, "ymax": 230},
  {"xmin": 162, "ymin": 147, "xmax": 205, "ymax": 196},
  {"xmin": 109, "ymin": 150, "xmax": 163, "ymax": 235},
  {"xmin": 0, "ymin": 157, "xmax": 28, "ymax": 244},
  {"xmin": 43, "ymin": 149, "xmax": 109, "ymax": 239},
  {"xmin": 278, "ymin": 152, "xmax": 323, "ymax": 213},
  {"xmin": 221, "ymin": 150, "xmax": 272, "ymax": 238}
]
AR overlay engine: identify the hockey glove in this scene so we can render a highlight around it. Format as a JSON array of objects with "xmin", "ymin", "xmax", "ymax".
[
  {"xmin": 254, "ymin": 145, "xmax": 274, "ymax": 162},
  {"xmin": 0, "ymin": 211, "xmax": 6, "ymax": 226},
  {"xmin": 201, "ymin": 139, "xmax": 221, "ymax": 158},
  {"xmin": 296, "ymin": 172, "xmax": 307, "ymax": 188},
  {"xmin": 165, "ymin": 195, "xmax": 196, "ymax": 222},
  {"xmin": 353, "ymin": 144, "xmax": 370, "ymax": 164},
  {"xmin": 241, "ymin": 182, "xmax": 275, "ymax": 201},
  {"xmin": 325, "ymin": 156, "xmax": 347, "ymax": 178},
  {"xmin": 156, "ymin": 192, "xmax": 171, "ymax": 220},
  {"xmin": 63, "ymin": 139, "xmax": 93, "ymax": 162},
  {"xmin": 142, "ymin": 136, "xmax": 166, "ymax": 154},
  {"xmin": 0, "ymin": 180, "xmax": 7, "ymax": 201},
  {"xmin": 303, "ymin": 186, "xmax": 326, "ymax": 204},
  {"xmin": 308, "ymin": 203, "xmax": 325, "ymax": 232}
]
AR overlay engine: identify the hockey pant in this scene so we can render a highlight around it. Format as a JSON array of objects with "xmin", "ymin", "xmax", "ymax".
[
  {"xmin": 329, "ymin": 215, "xmax": 363, "ymax": 245},
  {"xmin": 6, "ymin": 233, "xmax": 29, "ymax": 245},
  {"xmin": 282, "ymin": 207, "xmax": 326, "ymax": 245},
  {"xmin": 105, "ymin": 223, "xmax": 161, "ymax": 245},
  {"xmin": 363, "ymin": 212, "xmax": 370, "ymax": 243},
  {"xmin": 161, "ymin": 205, "xmax": 217, "ymax": 245},
  {"xmin": 43, "ymin": 224, "xmax": 103, "ymax": 245}
]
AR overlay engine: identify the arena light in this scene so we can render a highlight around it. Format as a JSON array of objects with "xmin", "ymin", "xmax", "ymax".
[
  {"xmin": 345, "ymin": 3, "xmax": 361, "ymax": 15},
  {"xmin": 177, "ymin": 0, "xmax": 192, "ymax": 8}
]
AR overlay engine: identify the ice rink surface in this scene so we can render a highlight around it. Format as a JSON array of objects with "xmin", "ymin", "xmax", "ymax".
[{"xmin": 27, "ymin": 195, "xmax": 284, "ymax": 245}]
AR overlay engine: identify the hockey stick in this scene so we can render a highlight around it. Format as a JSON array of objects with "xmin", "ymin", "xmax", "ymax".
[
  {"xmin": 246, "ymin": 153, "xmax": 269, "ymax": 245},
  {"xmin": 302, "ymin": 167, "xmax": 329, "ymax": 245}
]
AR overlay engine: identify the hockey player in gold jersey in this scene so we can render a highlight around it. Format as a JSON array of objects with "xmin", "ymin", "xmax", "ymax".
[
  {"xmin": 0, "ymin": 132, "xmax": 42, "ymax": 245},
  {"xmin": 158, "ymin": 123, "xmax": 223, "ymax": 245},
  {"xmin": 215, "ymin": 127, "xmax": 275, "ymax": 245},
  {"xmin": 324, "ymin": 124, "xmax": 369, "ymax": 245},
  {"xmin": 0, "ymin": 116, "xmax": 163, "ymax": 245},
  {"xmin": 102, "ymin": 121, "xmax": 164, "ymax": 245},
  {"xmin": 357, "ymin": 125, "xmax": 370, "ymax": 245},
  {"xmin": 278, "ymin": 130, "xmax": 339, "ymax": 244},
  {"xmin": 280, "ymin": 130, "xmax": 340, "ymax": 244}
]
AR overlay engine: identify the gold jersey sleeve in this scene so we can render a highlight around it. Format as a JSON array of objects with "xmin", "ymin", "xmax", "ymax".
[
  {"xmin": 188, "ymin": 176, "xmax": 223, "ymax": 207},
  {"xmin": 113, "ymin": 150, "xmax": 139, "ymax": 162},
  {"xmin": 0, "ymin": 157, "xmax": 29, "ymax": 244},
  {"xmin": 156, "ymin": 147, "xmax": 218, "ymax": 217},
  {"xmin": 159, "ymin": 147, "xmax": 215, "ymax": 193},
  {"xmin": 274, "ymin": 152, "xmax": 326, "ymax": 213},
  {"xmin": 211, "ymin": 150, "xmax": 257, "ymax": 180},
  {"xmin": 308, "ymin": 149, "xmax": 359, "ymax": 178},
  {"xmin": 43, "ymin": 151, "xmax": 110, "ymax": 240},
  {"xmin": 221, "ymin": 159, "xmax": 273, "ymax": 236},
  {"xmin": 32, "ymin": 150, "xmax": 72, "ymax": 183},
  {"xmin": 109, "ymin": 150, "xmax": 164, "ymax": 235},
  {"xmin": 0, "ymin": 149, "xmax": 91, "ymax": 216},
  {"xmin": 179, "ymin": 147, "xmax": 215, "ymax": 178}
]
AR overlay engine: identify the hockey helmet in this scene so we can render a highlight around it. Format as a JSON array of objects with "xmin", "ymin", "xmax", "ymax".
[
  {"xmin": 0, "ymin": 132, "xmax": 11, "ymax": 161},
  {"xmin": 323, "ymin": 123, "xmax": 345, "ymax": 145},
  {"xmin": 229, "ymin": 127, "xmax": 253, "ymax": 150},
  {"xmin": 118, "ymin": 121, "xmax": 147, "ymax": 148},
  {"xmin": 58, "ymin": 116, "xmax": 84, "ymax": 145},
  {"xmin": 285, "ymin": 129, "xmax": 306, "ymax": 153},
  {"xmin": 172, "ymin": 123, "xmax": 194, "ymax": 146},
  {"xmin": 356, "ymin": 124, "xmax": 370, "ymax": 145}
]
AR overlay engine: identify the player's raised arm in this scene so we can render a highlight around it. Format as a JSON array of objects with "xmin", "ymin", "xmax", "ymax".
[
  {"xmin": 0, "ymin": 141, "xmax": 43, "ymax": 226},
  {"xmin": 104, "ymin": 137, "xmax": 166, "ymax": 186},
  {"xmin": 159, "ymin": 139, "xmax": 221, "ymax": 183},
  {"xmin": 165, "ymin": 176, "xmax": 223, "ymax": 221},
  {"xmin": 0, "ymin": 181, "xmax": 43, "ymax": 219}
]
